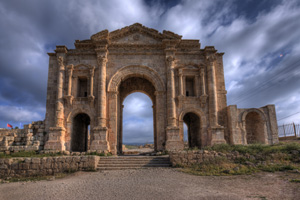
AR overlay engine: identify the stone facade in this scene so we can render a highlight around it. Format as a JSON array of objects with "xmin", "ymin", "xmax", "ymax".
[{"xmin": 0, "ymin": 23, "xmax": 279, "ymax": 154}]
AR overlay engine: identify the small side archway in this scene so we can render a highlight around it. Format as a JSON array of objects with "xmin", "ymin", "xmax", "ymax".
[
  {"xmin": 179, "ymin": 108, "xmax": 207, "ymax": 148},
  {"xmin": 66, "ymin": 109, "xmax": 94, "ymax": 152},
  {"xmin": 71, "ymin": 113, "xmax": 90, "ymax": 152},
  {"xmin": 241, "ymin": 109, "xmax": 268, "ymax": 144}
]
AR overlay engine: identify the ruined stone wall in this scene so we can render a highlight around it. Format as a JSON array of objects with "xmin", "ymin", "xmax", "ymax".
[
  {"xmin": 0, "ymin": 156, "xmax": 99, "ymax": 178},
  {"xmin": 227, "ymin": 105, "xmax": 279, "ymax": 145},
  {"xmin": 0, "ymin": 121, "xmax": 45, "ymax": 152}
]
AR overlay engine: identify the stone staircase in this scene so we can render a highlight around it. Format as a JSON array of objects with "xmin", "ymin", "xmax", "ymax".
[{"xmin": 97, "ymin": 155, "xmax": 172, "ymax": 170}]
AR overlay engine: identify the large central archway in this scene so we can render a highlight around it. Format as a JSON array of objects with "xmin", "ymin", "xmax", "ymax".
[
  {"xmin": 107, "ymin": 65, "xmax": 166, "ymax": 154},
  {"xmin": 118, "ymin": 77, "xmax": 156, "ymax": 154}
]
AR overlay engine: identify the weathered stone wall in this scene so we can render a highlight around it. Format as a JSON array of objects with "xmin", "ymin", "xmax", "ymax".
[
  {"xmin": 169, "ymin": 150, "xmax": 227, "ymax": 166},
  {"xmin": 0, "ymin": 156, "xmax": 99, "ymax": 178},
  {"xmin": 227, "ymin": 105, "xmax": 279, "ymax": 145},
  {"xmin": 0, "ymin": 121, "xmax": 45, "ymax": 152}
]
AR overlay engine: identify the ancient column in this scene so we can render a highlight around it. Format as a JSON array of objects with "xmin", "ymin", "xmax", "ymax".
[
  {"xmin": 97, "ymin": 55, "xmax": 107, "ymax": 127},
  {"xmin": 165, "ymin": 56, "xmax": 184, "ymax": 151},
  {"xmin": 200, "ymin": 68, "xmax": 206, "ymax": 95},
  {"xmin": 89, "ymin": 66, "xmax": 95, "ymax": 97},
  {"xmin": 67, "ymin": 65, "xmax": 73, "ymax": 96},
  {"xmin": 207, "ymin": 59, "xmax": 218, "ymax": 127},
  {"xmin": 90, "ymin": 52, "xmax": 109, "ymax": 152},
  {"xmin": 166, "ymin": 56, "xmax": 176, "ymax": 127},
  {"xmin": 178, "ymin": 69, "xmax": 184, "ymax": 96},
  {"xmin": 44, "ymin": 55, "xmax": 66, "ymax": 151}
]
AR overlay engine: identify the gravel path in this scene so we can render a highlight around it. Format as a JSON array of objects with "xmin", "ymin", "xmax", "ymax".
[{"xmin": 0, "ymin": 168, "xmax": 299, "ymax": 200}]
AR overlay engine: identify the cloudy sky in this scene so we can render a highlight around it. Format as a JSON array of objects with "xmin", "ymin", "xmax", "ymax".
[{"xmin": 0, "ymin": 0, "xmax": 299, "ymax": 143}]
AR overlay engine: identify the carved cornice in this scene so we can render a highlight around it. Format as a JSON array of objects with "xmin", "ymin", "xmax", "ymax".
[{"xmin": 55, "ymin": 46, "xmax": 68, "ymax": 54}]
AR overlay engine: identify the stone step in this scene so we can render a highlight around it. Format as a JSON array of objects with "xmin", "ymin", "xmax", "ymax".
[
  {"xmin": 97, "ymin": 164, "xmax": 171, "ymax": 167},
  {"xmin": 97, "ymin": 166, "xmax": 171, "ymax": 170},
  {"xmin": 97, "ymin": 155, "xmax": 172, "ymax": 170},
  {"xmin": 98, "ymin": 161, "xmax": 171, "ymax": 164}
]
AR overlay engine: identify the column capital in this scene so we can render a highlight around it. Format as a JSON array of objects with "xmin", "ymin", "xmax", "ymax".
[
  {"xmin": 57, "ymin": 56, "xmax": 65, "ymax": 71},
  {"xmin": 178, "ymin": 68, "xmax": 183, "ymax": 76},
  {"xmin": 97, "ymin": 54, "xmax": 108, "ymax": 66},
  {"xmin": 165, "ymin": 56, "xmax": 176, "ymax": 69},
  {"xmin": 89, "ymin": 66, "xmax": 95, "ymax": 77}
]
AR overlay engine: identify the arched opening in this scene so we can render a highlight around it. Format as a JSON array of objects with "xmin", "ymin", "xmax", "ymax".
[
  {"xmin": 183, "ymin": 112, "xmax": 201, "ymax": 148},
  {"xmin": 118, "ymin": 77, "xmax": 156, "ymax": 154},
  {"xmin": 71, "ymin": 113, "xmax": 90, "ymax": 152},
  {"xmin": 122, "ymin": 93, "xmax": 153, "ymax": 149},
  {"xmin": 245, "ymin": 112, "xmax": 265, "ymax": 144}
]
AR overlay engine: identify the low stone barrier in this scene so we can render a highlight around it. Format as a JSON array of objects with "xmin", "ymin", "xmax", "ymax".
[
  {"xmin": 169, "ymin": 150, "xmax": 225, "ymax": 166},
  {"xmin": 0, "ymin": 156, "xmax": 99, "ymax": 178},
  {"xmin": 169, "ymin": 149, "xmax": 300, "ymax": 167}
]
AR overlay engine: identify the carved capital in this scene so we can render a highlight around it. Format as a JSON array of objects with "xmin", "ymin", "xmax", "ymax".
[
  {"xmin": 178, "ymin": 69, "xmax": 183, "ymax": 76},
  {"xmin": 166, "ymin": 56, "xmax": 175, "ymax": 68},
  {"xmin": 67, "ymin": 64, "xmax": 74, "ymax": 76},
  {"xmin": 206, "ymin": 54, "xmax": 216, "ymax": 64},
  {"xmin": 57, "ymin": 56, "xmax": 65, "ymax": 71},
  {"xmin": 64, "ymin": 95, "xmax": 73, "ymax": 106},
  {"xmin": 89, "ymin": 66, "xmax": 95, "ymax": 77},
  {"xmin": 97, "ymin": 55, "xmax": 107, "ymax": 66},
  {"xmin": 200, "ymin": 68, "xmax": 205, "ymax": 75}
]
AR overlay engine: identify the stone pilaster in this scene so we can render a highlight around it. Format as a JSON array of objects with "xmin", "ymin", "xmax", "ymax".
[
  {"xmin": 205, "ymin": 47, "xmax": 226, "ymax": 145},
  {"xmin": 45, "ymin": 47, "xmax": 68, "ymax": 151},
  {"xmin": 164, "ymin": 40, "xmax": 183, "ymax": 151},
  {"xmin": 90, "ymin": 43, "xmax": 109, "ymax": 152}
]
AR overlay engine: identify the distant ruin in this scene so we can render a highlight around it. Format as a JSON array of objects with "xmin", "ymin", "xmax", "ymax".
[{"xmin": 0, "ymin": 24, "xmax": 279, "ymax": 154}]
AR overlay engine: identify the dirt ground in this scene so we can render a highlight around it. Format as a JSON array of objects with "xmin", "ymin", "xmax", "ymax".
[{"xmin": 0, "ymin": 168, "xmax": 299, "ymax": 200}]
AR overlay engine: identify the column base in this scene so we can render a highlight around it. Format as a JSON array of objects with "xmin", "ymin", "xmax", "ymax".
[
  {"xmin": 44, "ymin": 127, "xmax": 66, "ymax": 151},
  {"xmin": 165, "ymin": 126, "xmax": 184, "ymax": 151},
  {"xmin": 209, "ymin": 126, "xmax": 226, "ymax": 145},
  {"xmin": 90, "ymin": 126, "xmax": 110, "ymax": 152}
]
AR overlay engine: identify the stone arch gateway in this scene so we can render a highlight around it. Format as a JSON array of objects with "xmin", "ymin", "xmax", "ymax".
[{"xmin": 43, "ymin": 23, "xmax": 279, "ymax": 154}]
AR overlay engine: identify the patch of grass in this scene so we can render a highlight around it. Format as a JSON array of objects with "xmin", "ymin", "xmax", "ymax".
[
  {"xmin": 86, "ymin": 152, "xmax": 112, "ymax": 156},
  {"xmin": 290, "ymin": 179, "xmax": 300, "ymax": 183},
  {"xmin": 179, "ymin": 143, "xmax": 300, "ymax": 176},
  {"xmin": 181, "ymin": 159, "xmax": 257, "ymax": 176},
  {"xmin": 125, "ymin": 145, "xmax": 139, "ymax": 149},
  {"xmin": 204, "ymin": 142, "xmax": 300, "ymax": 155}
]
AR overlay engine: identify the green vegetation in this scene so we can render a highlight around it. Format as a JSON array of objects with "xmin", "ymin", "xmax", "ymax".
[
  {"xmin": 125, "ymin": 145, "xmax": 140, "ymax": 149},
  {"xmin": 86, "ymin": 151, "xmax": 112, "ymax": 156},
  {"xmin": 181, "ymin": 143, "xmax": 300, "ymax": 176},
  {"xmin": 290, "ymin": 179, "xmax": 300, "ymax": 183},
  {"xmin": 203, "ymin": 142, "xmax": 300, "ymax": 154}
]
